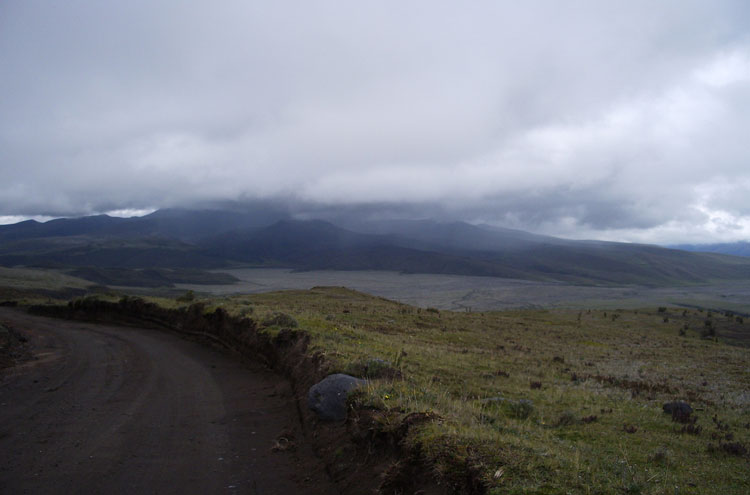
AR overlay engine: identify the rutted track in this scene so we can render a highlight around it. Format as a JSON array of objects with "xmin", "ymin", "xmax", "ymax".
[{"xmin": 0, "ymin": 308, "xmax": 337, "ymax": 494}]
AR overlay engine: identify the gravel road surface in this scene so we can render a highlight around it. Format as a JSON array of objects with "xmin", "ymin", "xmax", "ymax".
[{"xmin": 0, "ymin": 308, "xmax": 337, "ymax": 494}]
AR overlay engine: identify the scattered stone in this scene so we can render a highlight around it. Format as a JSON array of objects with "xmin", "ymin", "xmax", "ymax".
[
  {"xmin": 663, "ymin": 401, "xmax": 693, "ymax": 419},
  {"xmin": 271, "ymin": 431, "xmax": 296, "ymax": 452},
  {"xmin": 680, "ymin": 423, "xmax": 702, "ymax": 435},
  {"xmin": 708, "ymin": 441, "xmax": 748, "ymax": 457},
  {"xmin": 308, "ymin": 374, "xmax": 367, "ymax": 421}
]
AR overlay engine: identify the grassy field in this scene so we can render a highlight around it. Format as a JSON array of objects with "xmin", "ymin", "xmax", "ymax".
[
  {"xmin": 0, "ymin": 266, "xmax": 93, "ymax": 291},
  {"xmin": 183, "ymin": 286, "xmax": 750, "ymax": 494},
  {"xmin": 5, "ymin": 276, "xmax": 749, "ymax": 493},
  {"xmin": 0, "ymin": 266, "xmax": 96, "ymax": 305}
]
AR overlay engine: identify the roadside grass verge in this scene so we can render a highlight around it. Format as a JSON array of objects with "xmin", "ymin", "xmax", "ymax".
[{"xmin": 203, "ymin": 287, "xmax": 750, "ymax": 494}]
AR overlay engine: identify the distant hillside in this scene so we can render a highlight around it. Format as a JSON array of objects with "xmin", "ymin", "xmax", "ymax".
[
  {"xmin": 0, "ymin": 235, "xmax": 224, "ymax": 269},
  {"xmin": 339, "ymin": 218, "xmax": 569, "ymax": 252},
  {"xmin": 671, "ymin": 241, "xmax": 750, "ymax": 258},
  {"xmin": 0, "ymin": 207, "xmax": 289, "ymax": 243},
  {"xmin": 200, "ymin": 219, "xmax": 750, "ymax": 286},
  {"xmin": 2, "ymin": 209, "xmax": 750, "ymax": 287},
  {"xmin": 200, "ymin": 220, "xmax": 530, "ymax": 279}
]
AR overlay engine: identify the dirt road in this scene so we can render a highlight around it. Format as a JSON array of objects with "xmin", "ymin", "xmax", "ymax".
[{"xmin": 0, "ymin": 308, "xmax": 337, "ymax": 494}]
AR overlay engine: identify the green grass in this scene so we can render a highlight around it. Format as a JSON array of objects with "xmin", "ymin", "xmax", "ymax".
[
  {"xmin": 192, "ymin": 287, "xmax": 750, "ymax": 494},
  {"xmin": 0, "ymin": 266, "xmax": 93, "ymax": 291},
  {"xmin": 12, "ymin": 283, "xmax": 749, "ymax": 493},
  {"xmin": 0, "ymin": 267, "xmax": 97, "ymax": 306}
]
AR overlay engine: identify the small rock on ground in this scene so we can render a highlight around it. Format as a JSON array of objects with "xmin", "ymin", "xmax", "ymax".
[{"xmin": 308, "ymin": 373, "xmax": 367, "ymax": 421}]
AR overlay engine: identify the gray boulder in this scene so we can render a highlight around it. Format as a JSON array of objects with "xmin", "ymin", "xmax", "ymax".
[
  {"xmin": 663, "ymin": 401, "xmax": 692, "ymax": 416},
  {"xmin": 308, "ymin": 373, "xmax": 367, "ymax": 421}
]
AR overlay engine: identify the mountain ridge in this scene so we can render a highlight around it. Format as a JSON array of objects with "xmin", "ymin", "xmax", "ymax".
[{"xmin": 2, "ymin": 209, "xmax": 750, "ymax": 286}]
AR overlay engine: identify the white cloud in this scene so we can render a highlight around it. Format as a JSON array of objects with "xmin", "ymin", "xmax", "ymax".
[
  {"xmin": 104, "ymin": 208, "xmax": 157, "ymax": 218},
  {"xmin": 0, "ymin": 215, "xmax": 56, "ymax": 225},
  {"xmin": 694, "ymin": 47, "xmax": 750, "ymax": 88},
  {"xmin": 0, "ymin": 1, "xmax": 749, "ymax": 243}
]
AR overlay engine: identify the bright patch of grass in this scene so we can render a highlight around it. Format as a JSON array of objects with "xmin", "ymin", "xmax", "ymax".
[
  {"xmin": 189, "ymin": 287, "xmax": 750, "ymax": 493},
  {"xmin": 0, "ymin": 266, "xmax": 92, "ymax": 291},
  {"xmin": 132, "ymin": 287, "xmax": 750, "ymax": 492}
]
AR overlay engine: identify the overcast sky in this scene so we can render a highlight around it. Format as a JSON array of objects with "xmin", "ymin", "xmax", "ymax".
[{"xmin": 1, "ymin": 1, "xmax": 749, "ymax": 244}]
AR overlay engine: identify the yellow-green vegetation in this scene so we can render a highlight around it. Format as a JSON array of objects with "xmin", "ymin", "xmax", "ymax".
[
  {"xmin": 0, "ymin": 267, "xmax": 96, "ymax": 306},
  {"xmin": 0, "ymin": 266, "xmax": 92, "ymax": 291},
  {"xmin": 193, "ymin": 287, "xmax": 749, "ymax": 495},
  {"xmin": 32, "ymin": 286, "xmax": 745, "ymax": 494}
]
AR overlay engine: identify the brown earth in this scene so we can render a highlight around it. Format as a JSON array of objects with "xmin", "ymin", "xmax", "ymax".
[{"xmin": 0, "ymin": 308, "xmax": 338, "ymax": 494}]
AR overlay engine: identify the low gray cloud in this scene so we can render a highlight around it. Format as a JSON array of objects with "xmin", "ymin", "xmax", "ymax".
[{"xmin": 1, "ymin": 1, "xmax": 749, "ymax": 243}]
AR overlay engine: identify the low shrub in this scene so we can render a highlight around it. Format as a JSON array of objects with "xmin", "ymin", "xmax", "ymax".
[{"xmin": 262, "ymin": 312, "xmax": 298, "ymax": 328}]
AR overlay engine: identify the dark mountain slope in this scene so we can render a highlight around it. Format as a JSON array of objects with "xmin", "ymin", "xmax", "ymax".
[
  {"xmin": 139, "ymin": 208, "xmax": 289, "ymax": 241},
  {"xmin": 341, "ymin": 219, "xmax": 565, "ymax": 252},
  {"xmin": 0, "ymin": 235, "xmax": 224, "ymax": 269},
  {"xmin": 0, "ymin": 208, "xmax": 288, "ymax": 243},
  {"xmin": 473, "ymin": 243, "xmax": 750, "ymax": 286},
  {"xmin": 201, "ymin": 220, "xmax": 530, "ymax": 278},
  {"xmin": 203, "ymin": 220, "xmax": 393, "ymax": 261},
  {"xmin": 201, "ymin": 219, "xmax": 750, "ymax": 285},
  {"xmin": 340, "ymin": 219, "xmax": 750, "ymax": 285},
  {"xmin": 0, "ymin": 215, "xmax": 145, "ymax": 241}
]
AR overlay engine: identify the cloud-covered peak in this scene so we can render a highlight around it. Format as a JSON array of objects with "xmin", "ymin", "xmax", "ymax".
[{"xmin": 1, "ymin": 1, "xmax": 749, "ymax": 243}]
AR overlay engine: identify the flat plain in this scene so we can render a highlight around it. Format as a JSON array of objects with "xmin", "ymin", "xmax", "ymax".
[{"xmin": 177, "ymin": 268, "xmax": 750, "ymax": 314}]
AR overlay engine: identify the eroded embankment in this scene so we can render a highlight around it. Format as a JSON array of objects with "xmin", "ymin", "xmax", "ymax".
[{"xmin": 29, "ymin": 297, "xmax": 450, "ymax": 495}]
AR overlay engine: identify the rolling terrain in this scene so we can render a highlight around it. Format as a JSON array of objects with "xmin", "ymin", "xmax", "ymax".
[
  {"xmin": 2, "ymin": 208, "xmax": 750, "ymax": 287},
  {"xmin": 1, "ymin": 220, "xmax": 749, "ymax": 493}
]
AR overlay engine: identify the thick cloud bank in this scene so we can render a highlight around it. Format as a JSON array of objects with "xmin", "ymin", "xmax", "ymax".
[{"xmin": 1, "ymin": 1, "xmax": 749, "ymax": 243}]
